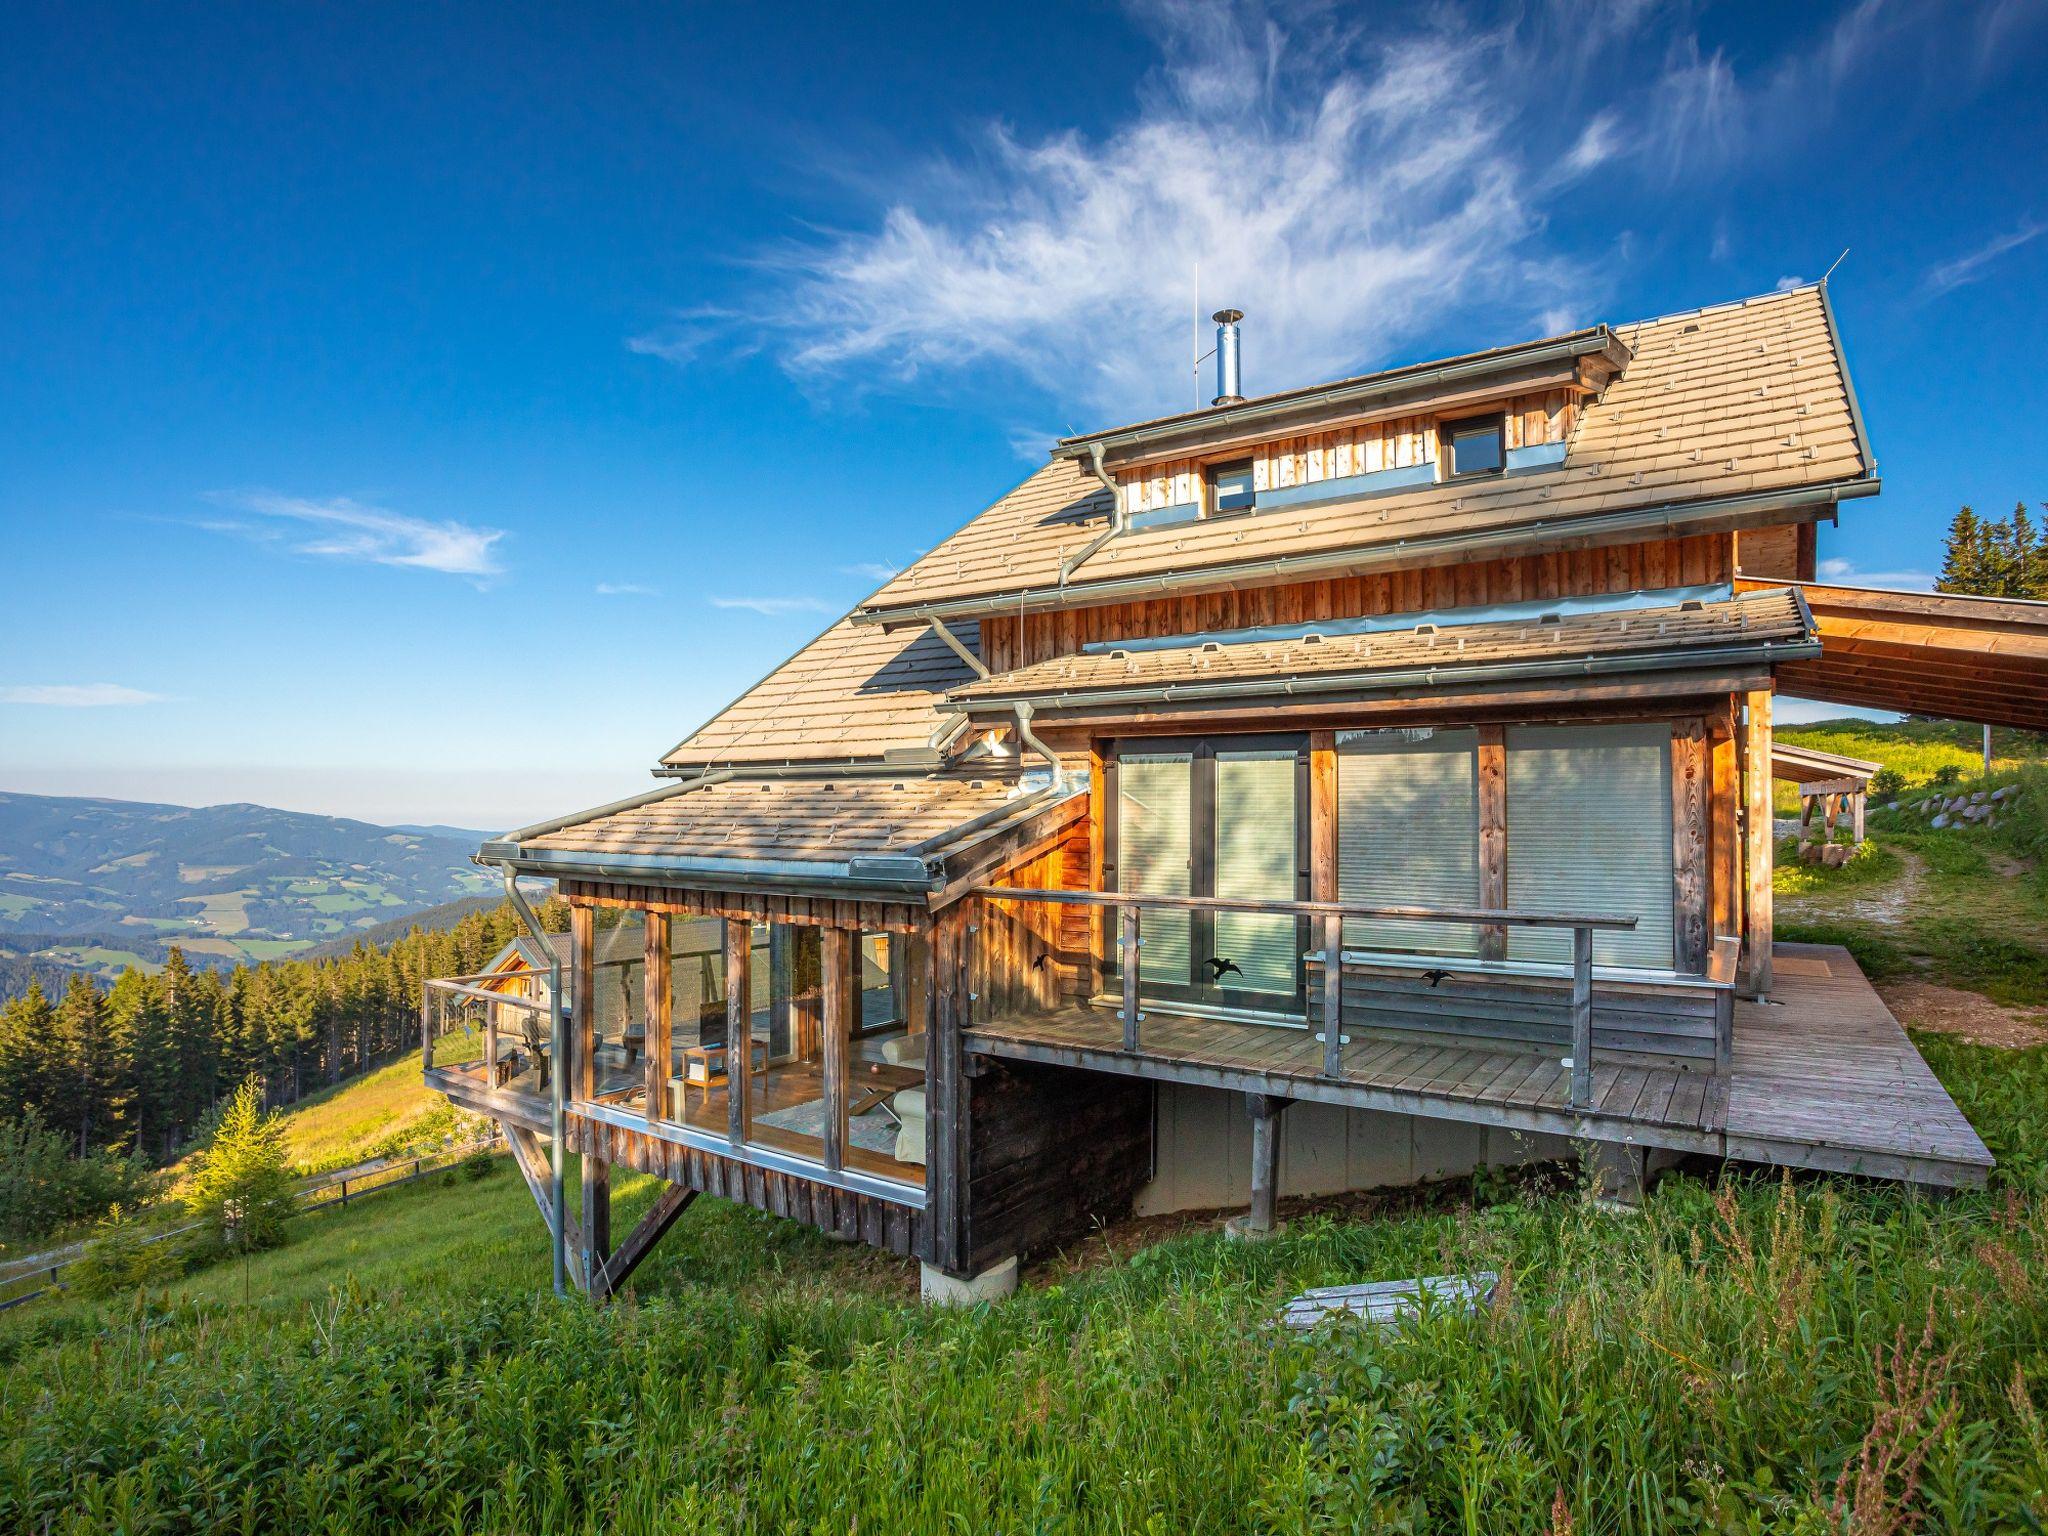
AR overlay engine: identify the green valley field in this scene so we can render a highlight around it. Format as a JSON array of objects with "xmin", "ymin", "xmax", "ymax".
[{"xmin": 3, "ymin": 720, "xmax": 2046, "ymax": 1533}]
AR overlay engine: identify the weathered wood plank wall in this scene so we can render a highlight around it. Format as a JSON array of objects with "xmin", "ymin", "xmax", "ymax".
[{"xmin": 983, "ymin": 534, "xmax": 1735, "ymax": 671}]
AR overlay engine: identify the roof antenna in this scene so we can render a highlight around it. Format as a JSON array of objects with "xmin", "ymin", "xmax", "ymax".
[{"xmin": 1821, "ymin": 248, "xmax": 1849, "ymax": 285}]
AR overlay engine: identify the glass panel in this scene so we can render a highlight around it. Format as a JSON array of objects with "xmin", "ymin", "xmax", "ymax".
[
  {"xmin": 1211, "ymin": 750, "xmax": 1299, "ymax": 996},
  {"xmin": 665, "ymin": 915, "xmax": 730, "ymax": 1135},
  {"xmin": 1210, "ymin": 459, "xmax": 1255, "ymax": 513},
  {"xmin": 743, "ymin": 924, "xmax": 824, "ymax": 1161},
  {"xmin": 1337, "ymin": 728, "xmax": 1481, "ymax": 955},
  {"xmin": 1505, "ymin": 723, "xmax": 1676, "ymax": 969},
  {"xmin": 1450, "ymin": 424, "xmax": 1502, "ymax": 475},
  {"xmin": 585, "ymin": 911, "xmax": 647, "ymax": 1108},
  {"xmin": 849, "ymin": 930, "xmax": 928, "ymax": 1187},
  {"xmin": 1117, "ymin": 754, "xmax": 1192, "ymax": 990}
]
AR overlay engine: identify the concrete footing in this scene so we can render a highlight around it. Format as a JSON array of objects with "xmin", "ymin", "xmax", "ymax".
[
  {"xmin": 1223, "ymin": 1214, "xmax": 1286, "ymax": 1242},
  {"xmin": 920, "ymin": 1255, "xmax": 1019, "ymax": 1306},
  {"xmin": 1585, "ymin": 1141, "xmax": 1648, "ymax": 1209}
]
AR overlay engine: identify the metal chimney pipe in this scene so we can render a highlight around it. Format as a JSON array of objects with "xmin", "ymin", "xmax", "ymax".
[{"xmin": 1212, "ymin": 309, "xmax": 1244, "ymax": 406}]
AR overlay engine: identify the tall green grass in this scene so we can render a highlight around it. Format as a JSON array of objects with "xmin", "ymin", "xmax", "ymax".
[{"xmin": 3, "ymin": 1042, "xmax": 2045, "ymax": 1533}]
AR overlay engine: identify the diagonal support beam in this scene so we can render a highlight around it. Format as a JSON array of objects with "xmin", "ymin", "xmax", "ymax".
[
  {"xmin": 506, "ymin": 1123, "xmax": 587, "ymax": 1291},
  {"xmin": 590, "ymin": 1184, "xmax": 698, "ymax": 1302}
]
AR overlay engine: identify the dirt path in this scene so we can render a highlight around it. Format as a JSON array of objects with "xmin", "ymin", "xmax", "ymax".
[
  {"xmin": 1878, "ymin": 977, "xmax": 2048, "ymax": 1049},
  {"xmin": 1778, "ymin": 847, "xmax": 1926, "ymax": 927}
]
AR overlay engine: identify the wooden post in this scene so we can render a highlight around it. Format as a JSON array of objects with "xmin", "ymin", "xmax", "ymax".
[
  {"xmin": 1671, "ymin": 721, "xmax": 1708, "ymax": 972},
  {"xmin": 725, "ymin": 918, "xmax": 752, "ymax": 1150},
  {"xmin": 1568, "ymin": 924, "xmax": 1593, "ymax": 1109},
  {"xmin": 1319, "ymin": 911, "xmax": 1344, "ymax": 1078},
  {"xmin": 1741, "ymin": 690, "xmax": 1774, "ymax": 997},
  {"xmin": 644, "ymin": 911, "xmax": 671, "ymax": 1123},
  {"xmin": 821, "ymin": 928, "xmax": 853, "ymax": 1174},
  {"xmin": 927, "ymin": 906, "xmax": 969, "ymax": 1276},
  {"xmin": 571, "ymin": 907, "xmax": 607, "ymax": 1286},
  {"xmin": 1089, "ymin": 744, "xmax": 1110, "ymax": 998},
  {"xmin": 484, "ymin": 999, "xmax": 498, "ymax": 1086},
  {"xmin": 1119, "ymin": 904, "xmax": 1141, "ymax": 1052},
  {"xmin": 1798, "ymin": 794, "xmax": 1815, "ymax": 850},
  {"xmin": 1822, "ymin": 793, "xmax": 1838, "ymax": 844},
  {"xmin": 1709, "ymin": 716, "xmax": 1740, "ymax": 942},
  {"xmin": 419, "ymin": 991, "xmax": 432, "ymax": 1075},
  {"xmin": 1245, "ymin": 1094, "xmax": 1284, "ymax": 1235},
  {"xmin": 1851, "ymin": 791, "xmax": 1866, "ymax": 845},
  {"xmin": 1476, "ymin": 725, "xmax": 1507, "ymax": 961}
]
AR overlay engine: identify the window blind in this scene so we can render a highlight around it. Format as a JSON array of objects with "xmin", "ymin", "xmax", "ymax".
[
  {"xmin": 1336, "ymin": 728, "xmax": 1481, "ymax": 955},
  {"xmin": 1212, "ymin": 750, "xmax": 1299, "ymax": 995},
  {"xmin": 1504, "ymin": 723, "xmax": 1674, "ymax": 969},
  {"xmin": 1117, "ymin": 754, "xmax": 1193, "ymax": 988}
]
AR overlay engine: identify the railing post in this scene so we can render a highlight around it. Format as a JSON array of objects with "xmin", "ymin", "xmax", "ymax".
[
  {"xmin": 1320, "ymin": 911, "xmax": 1344, "ymax": 1078},
  {"xmin": 1119, "ymin": 904, "xmax": 1142, "ymax": 1052},
  {"xmin": 420, "ymin": 989, "xmax": 432, "ymax": 1075},
  {"xmin": 1568, "ymin": 924, "xmax": 1594, "ymax": 1109}
]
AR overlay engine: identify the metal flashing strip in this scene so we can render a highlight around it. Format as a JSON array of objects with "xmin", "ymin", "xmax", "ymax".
[
  {"xmin": 1252, "ymin": 461, "xmax": 1437, "ymax": 514},
  {"xmin": 1076, "ymin": 582, "xmax": 1739, "ymax": 656},
  {"xmin": 571, "ymin": 1098, "xmax": 926, "ymax": 1209},
  {"xmin": 1054, "ymin": 329, "xmax": 1621, "ymax": 461},
  {"xmin": 486, "ymin": 846, "xmax": 941, "ymax": 895},
  {"xmin": 953, "ymin": 637, "xmax": 1823, "ymax": 715},
  {"xmin": 854, "ymin": 478, "xmax": 1880, "ymax": 627}
]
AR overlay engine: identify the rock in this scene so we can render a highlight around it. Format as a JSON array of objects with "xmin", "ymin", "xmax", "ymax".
[
  {"xmin": 1800, "ymin": 843, "xmax": 1826, "ymax": 864},
  {"xmin": 1931, "ymin": 813, "xmax": 1950, "ymax": 830},
  {"xmin": 1821, "ymin": 844, "xmax": 1853, "ymax": 867},
  {"xmin": 1993, "ymin": 786, "xmax": 2014, "ymax": 802},
  {"xmin": 1969, "ymin": 790, "xmax": 1987, "ymax": 806}
]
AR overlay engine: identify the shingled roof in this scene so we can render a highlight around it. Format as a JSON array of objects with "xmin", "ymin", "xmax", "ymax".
[
  {"xmin": 852, "ymin": 285, "xmax": 1873, "ymax": 624},
  {"xmin": 661, "ymin": 616, "xmax": 979, "ymax": 771},
  {"xmin": 945, "ymin": 587, "xmax": 1817, "ymax": 711}
]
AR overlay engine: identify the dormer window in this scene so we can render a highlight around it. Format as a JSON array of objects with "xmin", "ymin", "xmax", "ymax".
[
  {"xmin": 1442, "ymin": 415, "xmax": 1505, "ymax": 478},
  {"xmin": 1208, "ymin": 458, "xmax": 1255, "ymax": 515}
]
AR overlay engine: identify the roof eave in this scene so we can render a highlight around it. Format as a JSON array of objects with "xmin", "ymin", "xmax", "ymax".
[
  {"xmin": 948, "ymin": 635, "xmax": 1824, "ymax": 716},
  {"xmin": 1052, "ymin": 327, "xmax": 1629, "ymax": 464},
  {"xmin": 854, "ymin": 478, "xmax": 1879, "ymax": 629}
]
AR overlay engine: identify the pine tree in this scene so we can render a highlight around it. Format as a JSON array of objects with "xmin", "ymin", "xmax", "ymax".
[
  {"xmin": 1937, "ymin": 505, "xmax": 1988, "ymax": 595},
  {"xmin": 2004, "ymin": 502, "xmax": 2041, "ymax": 598},
  {"xmin": 183, "ymin": 1076, "xmax": 295, "ymax": 1253},
  {"xmin": 53, "ymin": 971, "xmax": 112, "ymax": 1154}
]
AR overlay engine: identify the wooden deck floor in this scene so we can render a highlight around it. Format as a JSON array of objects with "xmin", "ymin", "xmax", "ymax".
[
  {"xmin": 1723, "ymin": 943, "xmax": 1993, "ymax": 1185},
  {"xmin": 965, "ymin": 943, "xmax": 1993, "ymax": 1188}
]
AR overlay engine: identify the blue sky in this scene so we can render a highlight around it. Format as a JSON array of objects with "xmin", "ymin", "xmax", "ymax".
[{"xmin": 3, "ymin": 0, "xmax": 2045, "ymax": 829}]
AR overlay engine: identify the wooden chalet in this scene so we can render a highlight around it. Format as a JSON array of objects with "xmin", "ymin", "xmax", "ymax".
[{"xmin": 424, "ymin": 284, "xmax": 2036, "ymax": 1303}]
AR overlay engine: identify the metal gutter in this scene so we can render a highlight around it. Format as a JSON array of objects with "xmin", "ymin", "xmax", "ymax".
[
  {"xmin": 1057, "ymin": 442, "xmax": 1126, "ymax": 584},
  {"xmin": 652, "ymin": 756, "xmax": 944, "ymax": 781},
  {"xmin": 949, "ymin": 637, "xmax": 1825, "ymax": 716},
  {"xmin": 853, "ymin": 479, "xmax": 1881, "ymax": 627},
  {"xmin": 484, "ymin": 846, "xmax": 944, "ymax": 895},
  {"xmin": 1054, "ymin": 329, "xmax": 1622, "ymax": 462},
  {"xmin": 497, "ymin": 867, "xmax": 568, "ymax": 1298},
  {"xmin": 1816, "ymin": 279, "xmax": 1878, "ymax": 477}
]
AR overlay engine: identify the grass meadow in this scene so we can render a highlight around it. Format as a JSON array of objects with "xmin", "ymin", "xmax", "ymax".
[{"xmin": 2, "ymin": 1034, "xmax": 2045, "ymax": 1534}]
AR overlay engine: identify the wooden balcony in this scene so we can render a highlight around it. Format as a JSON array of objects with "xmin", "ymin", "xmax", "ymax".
[{"xmin": 963, "ymin": 884, "xmax": 1992, "ymax": 1189}]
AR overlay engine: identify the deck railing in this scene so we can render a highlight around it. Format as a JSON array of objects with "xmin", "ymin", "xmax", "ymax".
[
  {"xmin": 422, "ymin": 972, "xmax": 553, "ymax": 1092},
  {"xmin": 971, "ymin": 888, "xmax": 1640, "ymax": 1108}
]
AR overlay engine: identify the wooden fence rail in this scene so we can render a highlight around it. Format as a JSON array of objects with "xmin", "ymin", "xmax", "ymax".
[
  {"xmin": 971, "ymin": 886, "xmax": 1640, "ymax": 1109},
  {"xmin": 0, "ymin": 1129, "xmax": 505, "ymax": 1315}
]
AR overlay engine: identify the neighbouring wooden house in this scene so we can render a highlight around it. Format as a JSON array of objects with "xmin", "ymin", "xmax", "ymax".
[{"xmin": 424, "ymin": 284, "xmax": 2039, "ymax": 1302}]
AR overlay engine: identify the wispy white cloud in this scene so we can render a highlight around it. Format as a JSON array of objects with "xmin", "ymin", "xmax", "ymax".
[
  {"xmin": 595, "ymin": 581, "xmax": 658, "ymax": 596},
  {"xmin": 840, "ymin": 561, "xmax": 901, "ymax": 583},
  {"xmin": 0, "ymin": 683, "xmax": 168, "ymax": 707},
  {"xmin": 1816, "ymin": 557, "xmax": 1936, "ymax": 592},
  {"xmin": 633, "ymin": 0, "xmax": 2000, "ymax": 443},
  {"xmin": 1774, "ymin": 274, "xmax": 1807, "ymax": 292},
  {"xmin": 1923, "ymin": 220, "xmax": 2045, "ymax": 297},
  {"xmin": 709, "ymin": 595, "xmax": 837, "ymax": 616},
  {"xmin": 201, "ymin": 492, "xmax": 506, "ymax": 580}
]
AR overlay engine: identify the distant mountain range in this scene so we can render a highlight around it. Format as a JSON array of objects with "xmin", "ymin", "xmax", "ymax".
[{"xmin": 0, "ymin": 791, "xmax": 498, "ymax": 982}]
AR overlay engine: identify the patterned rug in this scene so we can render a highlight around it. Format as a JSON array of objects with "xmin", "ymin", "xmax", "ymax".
[{"xmin": 755, "ymin": 1097, "xmax": 901, "ymax": 1156}]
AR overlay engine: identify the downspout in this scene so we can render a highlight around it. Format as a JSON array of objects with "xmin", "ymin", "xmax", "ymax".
[
  {"xmin": 501, "ymin": 867, "xmax": 567, "ymax": 1299},
  {"xmin": 1057, "ymin": 441, "xmax": 1126, "ymax": 585},
  {"xmin": 1012, "ymin": 700, "xmax": 1067, "ymax": 788}
]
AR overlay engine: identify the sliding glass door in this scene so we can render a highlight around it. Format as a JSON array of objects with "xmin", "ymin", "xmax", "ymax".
[{"xmin": 1108, "ymin": 736, "xmax": 1308, "ymax": 1015}]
